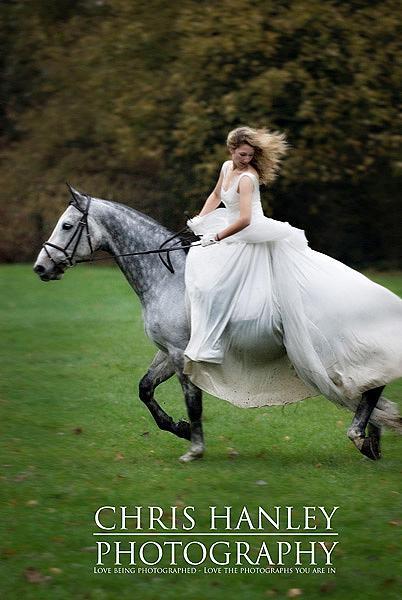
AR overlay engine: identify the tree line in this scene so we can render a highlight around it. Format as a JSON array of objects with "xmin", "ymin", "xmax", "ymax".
[{"xmin": 0, "ymin": 0, "xmax": 400, "ymax": 266}]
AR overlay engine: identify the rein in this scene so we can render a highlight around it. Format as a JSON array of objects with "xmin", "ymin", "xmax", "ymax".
[
  {"xmin": 43, "ymin": 189, "xmax": 200, "ymax": 274},
  {"xmin": 76, "ymin": 240, "xmax": 200, "ymax": 265}
]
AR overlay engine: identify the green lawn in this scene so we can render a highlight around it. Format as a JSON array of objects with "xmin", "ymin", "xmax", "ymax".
[{"xmin": 1, "ymin": 265, "xmax": 401, "ymax": 599}]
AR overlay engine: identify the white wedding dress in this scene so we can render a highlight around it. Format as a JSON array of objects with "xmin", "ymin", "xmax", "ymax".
[{"xmin": 183, "ymin": 161, "xmax": 402, "ymax": 410}]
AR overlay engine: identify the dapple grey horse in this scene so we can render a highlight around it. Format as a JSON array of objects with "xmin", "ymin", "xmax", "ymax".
[{"xmin": 33, "ymin": 188, "xmax": 400, "ymax": 461}]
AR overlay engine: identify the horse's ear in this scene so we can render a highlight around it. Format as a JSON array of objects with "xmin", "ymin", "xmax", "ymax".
[{"xmin": 66, "ymin": 183, "xmax": 88, "ymax": 210}]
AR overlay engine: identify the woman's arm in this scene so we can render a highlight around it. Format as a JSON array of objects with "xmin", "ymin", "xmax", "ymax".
[
  {"xmin": 216, "ymin": 177, "xmax": 252, "ymax": 241},
  {"xmin": 198, "ymin": 167, "xmax": 225, "ymax": 216}
]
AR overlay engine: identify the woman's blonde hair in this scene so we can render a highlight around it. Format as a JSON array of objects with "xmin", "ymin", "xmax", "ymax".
[{"xmin": 226, "ymin": 126, "xmax": 288, "ymax": 185}]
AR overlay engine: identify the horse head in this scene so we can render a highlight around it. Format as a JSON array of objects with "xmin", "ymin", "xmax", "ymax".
[{"xmin": 33, "ymin": 185, "xmax": 100, "ymax": 281}]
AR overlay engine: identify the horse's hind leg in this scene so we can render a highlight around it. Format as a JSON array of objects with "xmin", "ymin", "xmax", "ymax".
[
  {"xmin": 347, "ymin": 386, "xmax": 384, "ymax": 460},
  {"xmin": 139, "ymin": 351, "xmax": 191, "ymax": 441}
]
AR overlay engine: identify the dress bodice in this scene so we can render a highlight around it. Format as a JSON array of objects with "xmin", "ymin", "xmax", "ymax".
[{"xmin": 220, "ymin": 160, "xmax": 264, "ymax": 219}]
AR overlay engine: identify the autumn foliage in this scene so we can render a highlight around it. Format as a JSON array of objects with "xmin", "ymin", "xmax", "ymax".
[{"xmin": 0, "ymin": 0, "xmax": 400, "ymax": 265}]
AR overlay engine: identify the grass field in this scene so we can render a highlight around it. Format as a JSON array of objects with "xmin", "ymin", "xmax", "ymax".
[{"xmin": 1, "ymin": 265, "xmax": 401, "ymax": 600}]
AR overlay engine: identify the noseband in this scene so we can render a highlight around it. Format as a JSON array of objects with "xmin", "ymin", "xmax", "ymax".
[{"xmin": 42, "ymin": 195, "xmax": 94, "ymax": 267}]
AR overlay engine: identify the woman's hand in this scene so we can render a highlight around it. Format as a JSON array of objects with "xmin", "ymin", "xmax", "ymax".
[
  {"xmin": 201, "ymin": 232, "xmax": 219, "ymax": 247},
  {"xmin": 186, "ymin": 215, "xmax": 203, "ymax": 231}
]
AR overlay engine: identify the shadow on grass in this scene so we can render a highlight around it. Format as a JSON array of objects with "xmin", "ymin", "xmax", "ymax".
[{"xmin": 167, "ymin": 445, "xmax": 356, "ymax": 469}]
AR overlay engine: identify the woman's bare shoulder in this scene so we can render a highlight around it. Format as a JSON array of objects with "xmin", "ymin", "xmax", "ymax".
[
  {"xmin": 247, "ymin": 166, "xmax": 259, "ymax": 178},
  {"xmin": 238, "ymin": 167, "xmax": 259, "ymax": 184}
]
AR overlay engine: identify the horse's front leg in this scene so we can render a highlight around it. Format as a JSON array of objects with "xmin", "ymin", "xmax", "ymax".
[
  {"xmin": 178, "ymin": 376, "xmax": 204, "ymax": 463},
  {"xmin": 139, "ymin": 350, "xmax": 191, "ymax": 441},
  {"xmin": 169, "ymin": 351, "xmax": 204, "ymax": 463},
  {"xmin": 347, "ymin": 386, "xmax": 384, "ymax": 460}
]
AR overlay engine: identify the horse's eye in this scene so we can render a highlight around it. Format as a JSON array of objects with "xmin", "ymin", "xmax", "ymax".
[{"xmin": 62, "ymin": 223, "xmax": 73, "ymax": 230}]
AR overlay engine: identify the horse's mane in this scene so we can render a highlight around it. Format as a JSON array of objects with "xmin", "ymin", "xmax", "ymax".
[
  {"xmin": 94, "ymin": 197, "xmax": 194, "ymax": 253},
  {"xmin": 96, "ymin": 197, "xmax": 171, "ymax": 232}
]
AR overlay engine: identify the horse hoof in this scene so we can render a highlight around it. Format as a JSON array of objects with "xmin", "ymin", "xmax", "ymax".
[
  {"xmin": 361, "ymin": 437, "xmax": 381, "ymax": 461},
  {"xmin": 178, "ymin": 449, "xmax": 204, "ymax": 463},
  {"xmin": 175, "ymin": 420, "xmax": 191, "ymax": 441}
]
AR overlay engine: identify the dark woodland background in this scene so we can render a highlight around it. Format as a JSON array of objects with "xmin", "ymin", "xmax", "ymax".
[{"xmin": 0, "ymin": 0, "xmax": 401, "ymax": 267}]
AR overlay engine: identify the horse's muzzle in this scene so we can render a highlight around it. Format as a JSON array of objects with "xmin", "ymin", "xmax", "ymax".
[{"xmin": 33, "ymin": 262, "xmax": 65, "ymax": 281}]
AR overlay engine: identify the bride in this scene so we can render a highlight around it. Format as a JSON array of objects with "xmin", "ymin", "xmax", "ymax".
[{"xmin": 184, "ymin": 126, "xmax": 402, "ymax": 416}]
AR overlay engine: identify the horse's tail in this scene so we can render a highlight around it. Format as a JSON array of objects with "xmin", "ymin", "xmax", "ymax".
[{"xmin": 370, "ymin": 397, "xmax": 402, "ymax": 433}]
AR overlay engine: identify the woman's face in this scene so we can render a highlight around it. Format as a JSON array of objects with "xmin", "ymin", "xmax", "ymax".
[{"xmin": 230, "ymin": 143, "xmax": 254, "ymax": 169}]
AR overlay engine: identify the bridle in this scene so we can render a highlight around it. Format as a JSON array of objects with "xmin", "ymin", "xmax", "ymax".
[
  {"xmin": 42, "ymin": 187, "xmax": 199, "ymax": 274},
  {"xmin": 42, "ymin": 191, "xmax": 94, "ymax": 268}
]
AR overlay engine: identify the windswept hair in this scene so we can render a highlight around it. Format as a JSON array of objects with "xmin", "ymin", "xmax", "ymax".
[{"xmin": 226, "ymin": 126, "xmax": 288, "ymax": 185}]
